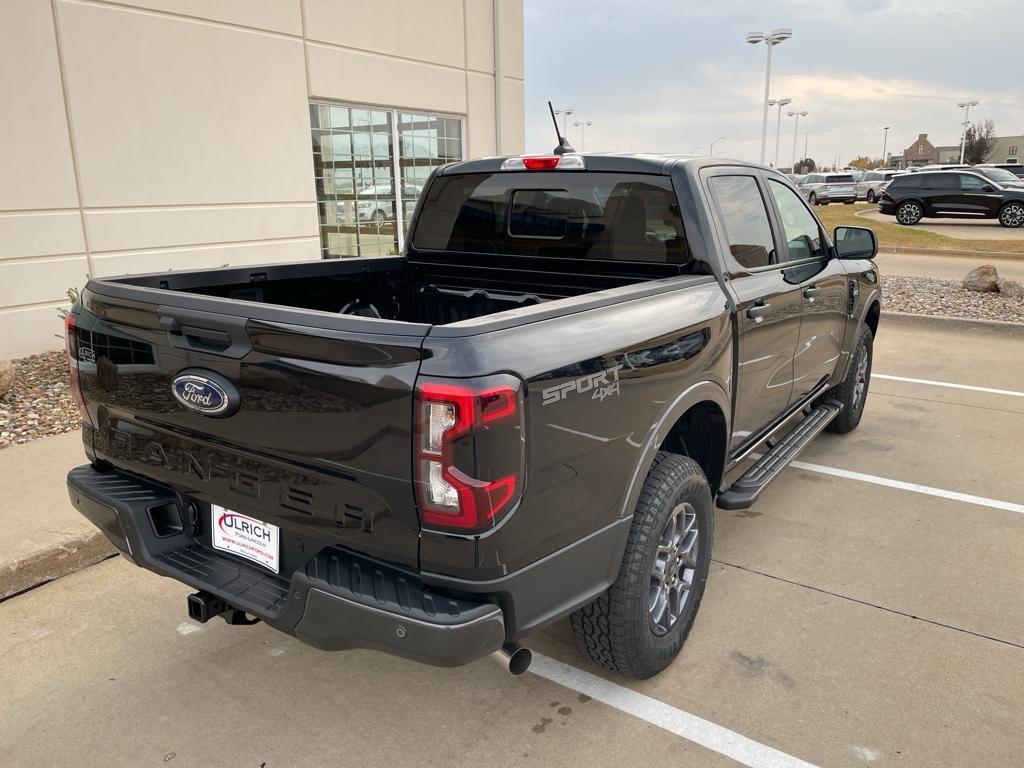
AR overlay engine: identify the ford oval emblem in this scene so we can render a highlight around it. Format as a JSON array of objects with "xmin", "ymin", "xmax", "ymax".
[{"xmin": 171, "ymin": 369, "xmax": 240, "ymax": 417}]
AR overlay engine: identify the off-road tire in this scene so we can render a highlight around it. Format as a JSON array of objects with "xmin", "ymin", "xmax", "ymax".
[
  {"xmin": 570, "ymin": 453, "xmax": 713, "ymax": 679},
  {"xmin": 824, "ymin": 323, "xmax": 873, "ymax": 433}
]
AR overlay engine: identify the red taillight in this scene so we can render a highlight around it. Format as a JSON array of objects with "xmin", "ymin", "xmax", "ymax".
[
  {"xmin": 64, "ymin": 314, "xmax": 92, "ymax": 426},
  {"xmin": 415, "ymin": 376, "xmax": 525, "ymax": 532},
  {"xmin": 500, "ymin": 155, "xmax": 585, "ymax": 171}
]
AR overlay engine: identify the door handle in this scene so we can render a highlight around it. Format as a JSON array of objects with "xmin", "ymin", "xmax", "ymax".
[
  {"xmin": 746, "ymin": 303, "xmax": 771, "ymax": 322},
  {"xmin": 803, "ymin": 287, "xmax": 824, "ymax": 302}
]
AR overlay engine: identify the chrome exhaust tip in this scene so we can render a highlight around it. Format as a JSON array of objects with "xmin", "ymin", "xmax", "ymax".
[{"xmin": 497, "ymin": 642, "xmax": 532, "ymax": 675}]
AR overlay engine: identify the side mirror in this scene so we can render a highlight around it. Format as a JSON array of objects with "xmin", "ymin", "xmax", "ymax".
[
  {"xmin": 981, "ymin": 185, "xmax": 995, "ymax": 192},
  {"xmin": 834, "ymin": 226, "xmax": 877, "ymax": 260}
]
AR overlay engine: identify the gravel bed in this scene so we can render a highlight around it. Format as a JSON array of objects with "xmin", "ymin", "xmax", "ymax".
[
  {"xmin": 882, "ymin": 275, "xmax": 1024, "ymax": 323},
  {"xmin": 0, "ymin": 351, "xmax": 80, "ymax": 451}
]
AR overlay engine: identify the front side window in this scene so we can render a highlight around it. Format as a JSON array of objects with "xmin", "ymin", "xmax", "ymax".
[
  {"xmin": 708, "ymin": 176, "xmax": 775, "ymax": 269},
  {"xmin": 768, "ymin": 180, "xmax": 826, "ymax": 261}
]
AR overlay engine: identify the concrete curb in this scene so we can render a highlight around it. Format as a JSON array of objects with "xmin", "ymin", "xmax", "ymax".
[
  {"xmin": 877, "ymin": 246, "xmax": 1024, "ymax": 260},
  {"xmin": 881, "ymin": 310, "xmax": 1024, "ymax": 335},
  {"xmin": 0, "ymin": 530, "xmax": 115, "ymax": 601}
]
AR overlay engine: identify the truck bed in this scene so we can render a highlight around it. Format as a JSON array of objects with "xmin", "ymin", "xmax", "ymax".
[{"xmin": 104, "ymin": 252, "xmax": 695, "ymax": 328}]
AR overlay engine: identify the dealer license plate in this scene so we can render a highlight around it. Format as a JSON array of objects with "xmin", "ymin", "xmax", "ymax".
[{"xmin": 211, "ymin": 504, "xmax": 280, "ymax": 573}]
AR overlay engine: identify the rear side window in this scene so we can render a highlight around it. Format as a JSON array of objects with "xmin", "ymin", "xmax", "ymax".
[
  {"xmin": 413, "ymin": 172, "xmax": 688, "ymax": 264},
  {"xmin": 889, "ymin": 175, "xmax": 922, "ymax": 189},
  {"xmin": 708, "ymin": 175, "xmax": 775, "ymax": 269}
]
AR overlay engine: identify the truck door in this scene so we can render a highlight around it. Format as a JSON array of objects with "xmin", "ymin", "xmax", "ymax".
[
  {"xmin": 704, "ymin": 171, "xmax": 802, "ymax": 451},
  {"xmin": 765, "ymin": 177, "xmax": 850, "ymax": 405}
]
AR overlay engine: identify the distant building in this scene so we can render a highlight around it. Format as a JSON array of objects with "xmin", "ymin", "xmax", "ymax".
[
  {"xmin": 896, "ymin": 132, "xmax": 1023, "ymax": 169},
  {"xmin": 902, "ymin": 134, "xmax": 938, "ymax": 167}
]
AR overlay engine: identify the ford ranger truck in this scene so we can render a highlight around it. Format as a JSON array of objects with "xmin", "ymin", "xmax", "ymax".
[{"xmin": 65, "ymin": 154, "xmax": 881, "ymax": 679}]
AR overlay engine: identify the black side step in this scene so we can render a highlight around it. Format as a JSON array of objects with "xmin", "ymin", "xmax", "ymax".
[{"xmin": 717, "ymin": 400, "xmax": 842, "ymax": 510}]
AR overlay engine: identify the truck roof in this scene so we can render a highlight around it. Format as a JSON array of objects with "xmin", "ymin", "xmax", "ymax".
[{"xmin": 439, "ymin": 153, "xmax": 769, "ymax": 177}]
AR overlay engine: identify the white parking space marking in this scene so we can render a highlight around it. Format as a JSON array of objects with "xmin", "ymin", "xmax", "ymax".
[
  {"xmin": 874, "ymin": 374, "xmax": 1024, "ymax": 399},
  {"xmin": 530, "ymin": 652, "xmax": 819, "ymax": 768},
  {"xmin": 788, "ymin": 459, "xmax": 1024, "ymax": 515}
]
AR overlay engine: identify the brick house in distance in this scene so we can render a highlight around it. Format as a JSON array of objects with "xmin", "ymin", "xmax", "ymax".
[{"xmin": 902, "ymin": 134, "xmax": 938, "ymax": 167}]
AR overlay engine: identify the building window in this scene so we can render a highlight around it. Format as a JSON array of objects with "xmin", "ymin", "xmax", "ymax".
[
  {"xmin": 916, "ymin": 144, "xmax": 925, "ymax": 156},
  {"xmin": 1009, "ymin": 145, "xmax": 1018, "ymax": 157},
  {"xmin": 310, "ymin": 102, "xmax": 463, "ymax": 258}
]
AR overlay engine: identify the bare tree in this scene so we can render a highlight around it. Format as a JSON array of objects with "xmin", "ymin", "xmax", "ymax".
[{"xmin": 964, "ymin": 119, "xmax": 996, "ymax": 165}]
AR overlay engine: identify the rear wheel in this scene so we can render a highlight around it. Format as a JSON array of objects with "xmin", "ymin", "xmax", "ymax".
[
  {"xmin": 998, "ymin": 202, "xmax": 1024, "ymax": 228},
  {"xmin": 808, "ymin": 192, "xmax": 818, "ymax": 205},
  {"xmin": 866, "ymin": 189, "xmax": 877, "ymax": 203},
  {"xmin": 570, "ymin": 453, "xmax": 713, "ymax": 679},
  {"xmin": 896, "ymin": 201, "xmax": 923, "ymax": 225},
  {"xmin": 824, "ymin": 323, "xmax": 873, "ymax": 434}
]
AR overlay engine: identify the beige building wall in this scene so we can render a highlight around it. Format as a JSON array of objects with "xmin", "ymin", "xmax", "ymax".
[{"xmin": 0, "ymin": 0, "xmax": 524, "ymax": 359}]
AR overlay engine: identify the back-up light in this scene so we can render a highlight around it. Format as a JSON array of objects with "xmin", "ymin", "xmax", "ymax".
[
  {"xmin": 64, "ymin": 314, "xmax": 93, "ymax": 427},
  {"xmin": 415, "ymin": 375, "xmax": 525, "ymax": 532},
  {"xmin": 500, "ymin": 155, "xmax": 586, "ymax": 171}
]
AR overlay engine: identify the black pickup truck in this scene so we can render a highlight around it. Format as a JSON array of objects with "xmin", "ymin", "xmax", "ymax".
[{"xmin": 65, "ymin": 153, "xmax": 881, "ymax": 679}]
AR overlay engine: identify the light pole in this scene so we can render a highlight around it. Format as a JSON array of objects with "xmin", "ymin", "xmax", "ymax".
[
  {"xmin": 573, "ymin": 120, "xmax": 592, "ymax": 151},
  {"xmin": 709, "ymin": 136, "xmax": 725, "ymax": 156},
  {"xmin": 746, "ymin": 28, "xmax": 793, "ymax": 164},
  {"xmin": 788, "ymin": 109, "xmax": 807, "ymax": 171},
  {"xmin": 553, "ymin": 107, "xmax": 575, "ymax": 138},
  {"xmin": 687, "ymin": 144, "xmax": 702, "ymax": 154},
  {"xmin": 768, "ymin": 97, "xmax": 791, "ymax": 168},
  {"xmin": 882, "ymin": 126, "xmax": 890, "ymax": 168},
  {"xmin": 958, "ymin": 100, "xmax": 978, "ymax": 164}
]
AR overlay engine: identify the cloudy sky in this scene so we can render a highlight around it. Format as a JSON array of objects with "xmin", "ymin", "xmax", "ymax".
[{"xmin": 523, "ymin": 0, "xmax": 1023, "ymax": 166}]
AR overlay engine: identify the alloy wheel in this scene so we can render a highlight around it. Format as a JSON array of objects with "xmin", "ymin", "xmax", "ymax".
[
  {"xmin": 649, "ymin": 502, "xmax": 699, "ymax": 636},
  {"xmin": 853, "ymin": 350, "xmax": 869, "ymax": 412},
  {"xmin": 897, "ymin": 203, "xmax": 921, "ymax": 225},
  {"xmin": 1000, "ymin": 203, "xmax": 1024, "ymax": 228}
]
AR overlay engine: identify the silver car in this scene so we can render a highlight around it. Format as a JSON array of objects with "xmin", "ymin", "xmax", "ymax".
[
  {"xmin": 798, "ymin": 173, "xmax": 858, "ymax": 205},
  {"xmin": 857, "ymin": 170, "xmax": 901, "ymax": 203}
]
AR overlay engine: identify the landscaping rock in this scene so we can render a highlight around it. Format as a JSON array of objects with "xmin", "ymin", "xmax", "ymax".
[
  {"xmin": 0, "ymin": 360, "xmax": 13, "ymax": 399},
  {"xmin": 998, "ymin": 279, "xmax": 1024, "ymax": 299},
  {"xmin": 962, "ymin": 265, "xmax": 999, "ymax": 293}
]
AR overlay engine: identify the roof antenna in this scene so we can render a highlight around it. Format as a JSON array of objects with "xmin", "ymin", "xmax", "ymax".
[{"xmin": 548, "ymin": 101, "xmax": 576, "ymax": 155}]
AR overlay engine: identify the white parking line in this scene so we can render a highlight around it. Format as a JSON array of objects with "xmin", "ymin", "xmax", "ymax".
[
  {"xmin": 530, "ymin": 652, "xmax": 819, "ymax": 768},
  {"xmin": 874, "ymin": 374, "xmax": 1024, "ymax": 399},
  {"xmin": 788, "ymin": 459, "xmax": 1024, "ymax": 515}
]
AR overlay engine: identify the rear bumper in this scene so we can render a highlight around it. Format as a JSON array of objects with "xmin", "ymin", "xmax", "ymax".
[{"xmin": 67, "ymin": 465, "xmax": 505, "ymax": 667}]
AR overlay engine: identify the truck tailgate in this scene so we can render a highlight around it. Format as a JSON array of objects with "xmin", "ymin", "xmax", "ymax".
[{"xmin": 75, "ymin": 285, "xmax": 428, "ymax": 569}]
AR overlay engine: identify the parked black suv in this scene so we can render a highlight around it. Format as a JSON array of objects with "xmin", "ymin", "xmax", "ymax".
[{"xmin": 878, "ymin": 170, "xmax": 1024, "ymax": 227}]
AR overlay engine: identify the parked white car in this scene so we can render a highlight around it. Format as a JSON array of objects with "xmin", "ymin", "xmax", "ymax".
[{"xmin": 857, "ymin": 170, "xmax": 901, "ymax": 203}]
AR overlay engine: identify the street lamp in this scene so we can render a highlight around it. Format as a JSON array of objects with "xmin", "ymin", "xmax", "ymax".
[
  {"xmin": 787, "ymin": 109, "xmax": 807, "ymax": 171},
  {"xmin": 573, "ymin": 120, "xmax": 592, "ymax": 151},
  {"xmin": 768, "ymin": 97, "xmax": 792, "ymax": 168},
  {"xmin": 709, "ymin": 136, "xmax": 725, "ymax": 156},
  {"xmin": 746, "ymin": 28, "xmax": 793, "ymax": 164},
  {"xmin": 958, "ymin": 100, "xmax": 979, "ymax": 164},
  {"xmin": 882, "ymin": 126, "xmax": 890, "ymax": 168},
  {"xmin": 687, "ymin": 144, "xmax": 702, "ymax": 154},
  {"xmin": 553, "ymin": 107, "xmax": 575, "ymax": 138}
]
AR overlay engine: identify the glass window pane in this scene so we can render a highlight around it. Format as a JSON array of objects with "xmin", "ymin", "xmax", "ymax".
[
  {"xmin": 708, "ymin": 176, "xmax": 775, "ymax": 269},
  {"xmin": 767, "ymin": 180, "xmax": 826, "ymax": 261}
]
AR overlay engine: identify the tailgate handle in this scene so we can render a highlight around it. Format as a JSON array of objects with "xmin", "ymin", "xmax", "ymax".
[{"xmin": 158, "ymin": 306, "xmax": 252, "ymax": 359}]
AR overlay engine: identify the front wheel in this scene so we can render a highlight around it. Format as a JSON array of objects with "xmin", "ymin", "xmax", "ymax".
[
  {"xmin": 808, "ymin": 192, "xmax": 818, "ymax": 205},
  {"xmin": 896, "ymin": 201, "xmax": 923, "ymax": 225},
  {"xmin": 824, "ymin": 323, "xmax": 873, "ymax": 434},
  {"xmin": 998, "ymin": 202, "xmax": 1024, "ymax": 228},
  {"xmin": 570, "ymin": 453, "xmax": 713, "ymax": 679}
]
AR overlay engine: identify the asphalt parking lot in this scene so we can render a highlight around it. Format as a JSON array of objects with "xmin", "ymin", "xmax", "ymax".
[
  {"xmin": 2, "ymin": 318, "xmax": 1022, "ymax": 768},
  {"xmin": 860, "ymin": 210, "xmax": 1024, "ymax": 242}
]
